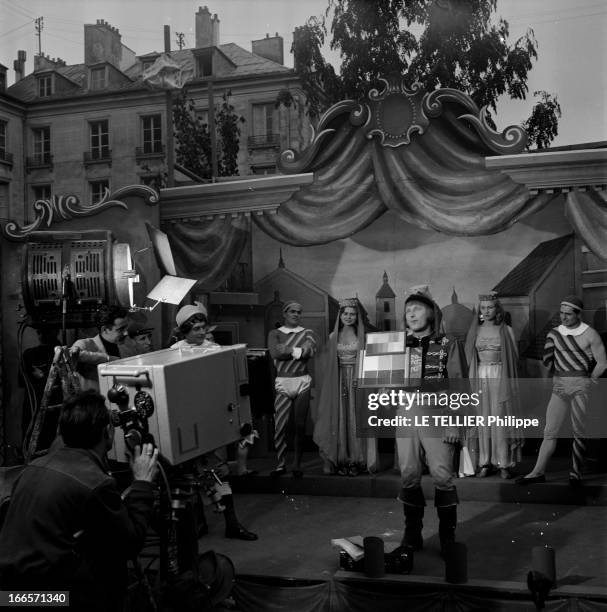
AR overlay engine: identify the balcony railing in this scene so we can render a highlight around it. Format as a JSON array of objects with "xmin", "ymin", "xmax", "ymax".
[
  {"xmin": 135, "ymin": 144, "xmax": 165, "ymax": 160},
  {"xmin": 247, "ymin": 133, "xmax": 281, "ymax": 151},
  {"xmin": 26, "ymin": 154, "xmax": 53, "ymax": 171},
  {"xmin": 83, "ymin": 149, "xmax": 112, "ymax": 165},
  {"xmin": 0, "ymin": 149, "xmax": 14, "ymax": 168}
]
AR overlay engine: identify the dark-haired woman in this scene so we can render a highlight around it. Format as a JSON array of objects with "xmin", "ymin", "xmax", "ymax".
[
  {"xmin": 464, "ymin": 292, "xmax": 522, "ymax": 479},
  {"xmin": 314, "ymin": 298, "xmax": 377, "ymax": 476}
]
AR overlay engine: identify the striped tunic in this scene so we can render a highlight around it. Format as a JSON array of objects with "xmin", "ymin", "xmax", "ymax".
[
  {"xmin": 543, "ymin": 327, "xmax": 594, "ymax": 375},
  {"xmin": 268, "ymin": 327, "xmax": 317, "ymax": 377}
]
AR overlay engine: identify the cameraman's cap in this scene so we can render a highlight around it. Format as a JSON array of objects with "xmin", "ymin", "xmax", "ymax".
[
  {"xmin": 128, "ymin": 321, "xmax": 154, "ymax": 337},
  {"xmin": 127, "ymin": 313, "xmax": 153, "ymax": 337},
  {"xmin": 176, "ymin": 302, "xmax": 208, "ymax": 327},
  {"xmin": 561, "ymin": 295, "xmax": 583, "ymax": 311}
]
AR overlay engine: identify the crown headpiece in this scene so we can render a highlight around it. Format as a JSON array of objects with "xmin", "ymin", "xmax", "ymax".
[
  {"xmin": 478, "ymin": 291, "xmax": 499, "ymax": 302},
  {"xmin": 339, "ymin": 297, "xmax": 358, "ymax": 309}
]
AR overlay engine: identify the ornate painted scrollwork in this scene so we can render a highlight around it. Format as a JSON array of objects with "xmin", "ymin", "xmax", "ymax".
[
  {"xmin": 422, "ymin": 88, "xmax": 528, "ymax": 154},
  {"xmin": 278, "ymin": 100, "xmax": 368, "ymax": 174},
  {"xmin": 364, "ymin": 77, "xmax": 430, "ymax": 147},
  {"xmin": 2, "ymin": 184, "xmax": 159, "ymax": 241}
]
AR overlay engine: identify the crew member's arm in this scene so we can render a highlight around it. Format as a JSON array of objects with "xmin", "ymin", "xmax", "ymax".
[
  {"xmin": 589, "ymin": 329, "xmax": 607, "ymax": 380},
  {"xmin": 85, "ymin": 445, "xmax": 158, "ymax": 559},
  {"xmin": 70, "ymin": 339, "xmax": 114, "ymax": 364}
]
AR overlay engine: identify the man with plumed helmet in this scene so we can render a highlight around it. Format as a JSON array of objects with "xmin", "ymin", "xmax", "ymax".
[
  {"xmin": 267, "ymin": 300, "xmax": 318, "ymax": 478},
  {"xmin": 397, "ymin": 285, "xmax": 468, "ymax": 556},
  {"xmin": 517, "ymin": 294, "xmax": 606, "ymax": 486}
]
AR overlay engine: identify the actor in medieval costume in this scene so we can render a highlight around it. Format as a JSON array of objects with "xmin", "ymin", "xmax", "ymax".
[
  {"xmin": 517, "ymin": 295, "xmax": 607, "ymax": 486},
  {"xmin": 464, "ymin": 292, "xmax": 523, "ymax": 479},
  {"xmin": 396, "ymin": 286, "xmax": 467, "ymax": 555},
  {"xmin": 268, "ymin": 300, "xmax": 318, "ymax": 478},
  {"xmin": 314, "ymin": 298, "xmax": 378, "ymax": 476}
]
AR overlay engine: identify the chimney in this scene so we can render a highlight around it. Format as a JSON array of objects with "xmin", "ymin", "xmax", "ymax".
[
  {"xmin": 195, "ymin": 6, "xmax": 220, "ymax": 48},
  {"xmin": 164, "ymin": 24, "xmax": 171, "ymax": 53},
  {"xmin": 252, "ymin": 33, "xmax": 284, "ymax": 65},
  {"xmin": 0, "ymin": 63, "xmax": 6, "ymax": 92},
  {"xmin": 13, "ymin": 50, "xmax": 26, "ymax": 82},
  {"xmin": 84, "ymin": 19, "xmax": 123, "ymax": 68},
  {"xmin": 34, "ymin": 54, "xmax": 66, "ymax": 72}
]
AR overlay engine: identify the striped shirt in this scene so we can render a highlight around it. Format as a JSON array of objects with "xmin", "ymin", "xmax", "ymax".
[
  {"xmin": 268, "ymin": 327, "xmax": 317, "ymax": 378},
  {"xmin": 543, "ymin": 326, "xmax": 595, "ymax": 375}
]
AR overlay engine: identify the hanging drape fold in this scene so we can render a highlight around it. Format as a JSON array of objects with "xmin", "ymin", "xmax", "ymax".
[{"xmin": 161, "ymin": 215, "xmax": 250, "ymax": 291}]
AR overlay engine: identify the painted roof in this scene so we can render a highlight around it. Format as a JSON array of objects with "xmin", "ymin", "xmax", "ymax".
[{"xmin": 493, "ymin": 234, "xmax": 574, "ymax": 297}]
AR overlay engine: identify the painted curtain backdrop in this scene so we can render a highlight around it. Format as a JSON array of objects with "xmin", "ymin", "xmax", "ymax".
[{"xmin": 161, "ymin": 215, "xmax": 250, "ymax": 291}]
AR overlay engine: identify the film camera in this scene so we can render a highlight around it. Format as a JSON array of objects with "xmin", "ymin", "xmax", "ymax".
[{"xmin": 99, "ymin": 344, "xmax": 252, "ymax": 464}]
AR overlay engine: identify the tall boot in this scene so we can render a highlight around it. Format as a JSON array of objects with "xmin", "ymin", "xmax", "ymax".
[
  {"xmin": 399, "ymin": 486, "xmax": 426, "ymax": 550},
  {"xmin": 435, "ymin": 488, "xmax": 458, "ymax": 557},
  {"xmin": 222, "ymin": 494, "xmax": 258, "ymax": 541}
]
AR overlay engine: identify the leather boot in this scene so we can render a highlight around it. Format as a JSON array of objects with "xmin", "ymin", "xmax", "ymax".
[
  {"xmin": 399, "ymin": 486, "xmax": 426, "ymax": 551},
  {"xmin": 435, "ymin": 488, "xmax": 458, "ymax": 557},
  {"xmin": 402, "ymin": 505, "xmax": 424, "ymax": 551}
]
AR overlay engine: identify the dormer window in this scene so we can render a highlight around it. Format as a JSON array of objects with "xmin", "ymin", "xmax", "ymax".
[
  {"xmin": 141, "ymin": 60, "xmax": 154, "ymax": 72},
  {"xmin": 37, "ymin": 75, "xmax": 52, "ymax": 97},
  {"xmin": 196, "ymin": 48, "xmax": 213, "ymax": 78},
  {"xmin": 90, "ymin": 67, "xmax": 106, "ymax": 90}
]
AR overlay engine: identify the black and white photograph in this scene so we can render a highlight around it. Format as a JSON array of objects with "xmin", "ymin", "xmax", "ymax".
[{"xmin": 0, "ymin": 0, "xmax": 606, "ymax": 610}]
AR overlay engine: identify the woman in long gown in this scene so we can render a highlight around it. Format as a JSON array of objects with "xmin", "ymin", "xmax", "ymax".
[
  {"xmin": 464, "ymin": 292, "xmax": 523, "ymax": 479},
  {"xmin": 314, "ymin": 298, "xmax": 378, "ymax": 476}
]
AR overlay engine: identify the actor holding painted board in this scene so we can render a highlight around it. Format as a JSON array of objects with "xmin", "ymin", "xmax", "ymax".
[{"xmin": 396, "ymin": 286, "xmax": 467, "ymax": 556}]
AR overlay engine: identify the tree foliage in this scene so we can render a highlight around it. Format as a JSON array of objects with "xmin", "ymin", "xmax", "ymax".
[
  {"xmin": 292, "ymin": 0, "xmax": 560, "ymax": 148},
  {"xmin": 173, "ymin": 89, "xmax": 245, "ymax": 180},
  {"xmin": 524, "ymin": 90, "xmax": 562, "ymax": 150}
]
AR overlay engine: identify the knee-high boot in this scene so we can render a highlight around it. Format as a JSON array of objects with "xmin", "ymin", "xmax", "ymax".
[
  {"xmin": 435, "ymin": 488, "xmax": 458, "ymax": 556},
  {"xmin": 399, "ymin": 486, "xmax": 426, "ymax": 550}
]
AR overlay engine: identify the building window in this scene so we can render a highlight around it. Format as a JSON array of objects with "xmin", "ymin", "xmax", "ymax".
[
  {"xmin": 90, "ymin": 180, "xmax": 109, "ymax": 203},
  {"xmin": 141, "ymin": 60, "xmax": 155, "ymax": 72},
  {"xmin": 0, "ymin": 121, "xmax": 6, "ymax": 156},
  {"xmin": 33, "ymin": 184, "xmax": 52, "ymax": 202},
  {"xmin": 383, "ymin": 320, "xmax": 392, "ymax": 331},
  {"xmin": 196, "ymin": 48, "xmax": 213, "ymax": 77},
  {"xmin": 249, "ymin": 103, "xmax": 280, "ymax": 149},
  {"xmin": 195, "ymin": 109, "xmax": 209, "ymax": 125},
  {"xmin": 142, "ymin": 115, "xmax": 162, "ymax": 153},
  {"xmin": 90, "ymin": 120, "xmax": 109, "ymax": 159},
  {"xmin": 252, "ymin": 103, "xmax": 276, "ymax": 137},
  {"xmin": 38, "ymin": 75, "xmax": 52, "ymax": 97},
  {"xmin": 89, "ymin": 67, "xmax": 106, "ymax": 90},
  {"xmin": 33, "ymin": 127, "xmax": 51, "ymax": 163},
  {"xmin": 384, "ymin": 301, "xmax": 390, "ymax": 313},
  {"xmin": 250, "ymin": 164, "xmax": 276, "ymax": 175},
  {"xmin": 0, "ymin": 181, "xmax": 9, "ymax": 219}
]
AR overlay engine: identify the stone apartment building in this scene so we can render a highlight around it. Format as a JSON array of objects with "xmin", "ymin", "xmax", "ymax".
[{"xmin": 0, "ymin": 6, "xmax": 313, "ymax": 225}]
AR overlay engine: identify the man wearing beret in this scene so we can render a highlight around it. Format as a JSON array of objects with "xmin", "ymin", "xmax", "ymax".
[
  {"xmin": 122, "ymin": 315, "xmax": 154, "ymax": 357},
  {"xmin": 517, "ymin": 295, "xmax": 607, "ymax": 486},
  {"xmin": 267, "ymin": 301, "xmax": 318, "ymax": 478}
]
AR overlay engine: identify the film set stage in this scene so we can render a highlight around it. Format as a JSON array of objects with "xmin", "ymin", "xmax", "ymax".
[{"xmin": 1, "ymin": 3, "xmax": 607, "ymax": 611}]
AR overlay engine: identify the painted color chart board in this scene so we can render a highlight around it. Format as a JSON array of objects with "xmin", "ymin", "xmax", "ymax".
[{"xmin": 357, "ymin": 332, "xmax": 423, "ymax": 388}]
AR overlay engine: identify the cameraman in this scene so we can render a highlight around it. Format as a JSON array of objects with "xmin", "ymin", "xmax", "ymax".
[{"xmin": 0, "ymin": 390, "xmax": 158, "ymax": 612}]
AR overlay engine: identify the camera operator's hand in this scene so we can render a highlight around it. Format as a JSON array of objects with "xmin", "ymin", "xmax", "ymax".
[{"xmin": 131, "ymin": 443, "xmax": 159, "ymax": 483}]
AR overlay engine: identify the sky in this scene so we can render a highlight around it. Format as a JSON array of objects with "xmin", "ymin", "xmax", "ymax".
[{"xmin": 1, "ymin": 0, "xmax": 606, "ymax": 146}]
